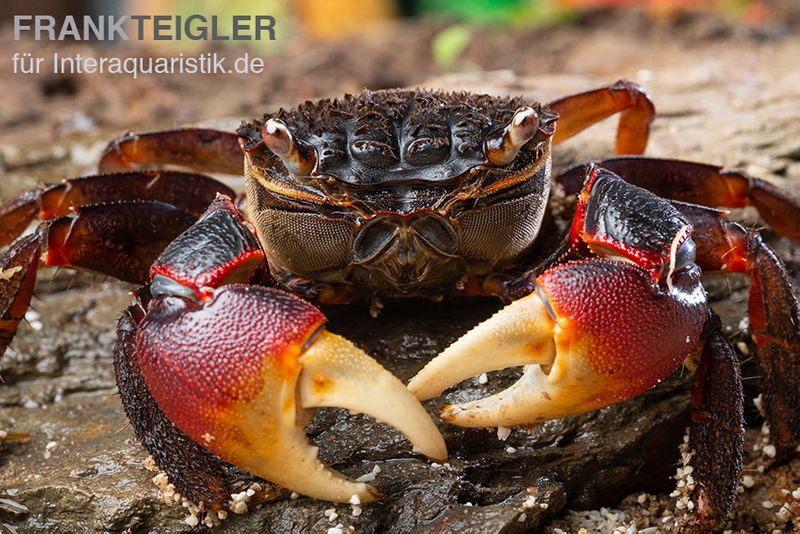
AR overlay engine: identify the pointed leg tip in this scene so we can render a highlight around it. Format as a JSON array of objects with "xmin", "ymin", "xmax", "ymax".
[
  {"xmin": 405, "ymin": 377, "xmax": 437, "ymax": 402},
  {"xmin": 362, "ymin": 485, "xmax": 384, "ymax": 503},
  {"xmin": 439, "ymin": 404, "xmax": 462, "ymax": 424},
  {"xmin": 416, "ymin": 437, "xmax": 448, "ymax": 463}
]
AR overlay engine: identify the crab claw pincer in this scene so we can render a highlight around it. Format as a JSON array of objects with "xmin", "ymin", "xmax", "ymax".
[
  {"xmin": 408, "ymin": 166, "xmax": 708, "ymax": 427},
  {"xmin": 137, "ymin": 198, "xmax": 446, "ymax": 503}
]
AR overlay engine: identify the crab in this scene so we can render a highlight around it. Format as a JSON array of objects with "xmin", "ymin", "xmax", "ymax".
[{"xmin": 1, "ymin": 80, "xmax": 799, "ymax": 527}]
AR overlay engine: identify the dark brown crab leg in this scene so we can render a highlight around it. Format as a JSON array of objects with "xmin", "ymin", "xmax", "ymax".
[
  {"xmin": 677, "ymin": 202, "xmax": 800, "ymax": 462},
  {"xmin": 687, "ymin": 311, "xmax": 744, "ymax": 527},
  {"xmin": 0, "ymin": 202, "xmax": 198, "ymax": 359},
  {"xmin": 0, "ymin": 172, "xmax": 232, "ymax": 357},
  {"xmin": 43, "ymin": 202, "xmax": 199, "ymax": 283},
  {"xmin": 0, "ymin": 234, "xmax": 41, "ymax": 357},
  {"xmin": 0, "ymin": 170, "xmax": 234, "ymax": 247},
  {"xmin": 548, "ymin": 80, "xmax": 655, "ymax": 155},
  {"xmin": 556, "ymin": 157, "xmax": 800, "ymax": 241},
  {"xmin": 99, "ymin": 128, "xmax": 243, "ymax": 175}
]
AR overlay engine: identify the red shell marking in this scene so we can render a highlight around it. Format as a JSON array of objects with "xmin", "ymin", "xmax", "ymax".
[
  {"xmin": 136, "ymin": 285, "xmax": 325, "ymax": 443},
  {"xmin": 537, "ymin": 259, "xmax": 707, "ymax": 402}
]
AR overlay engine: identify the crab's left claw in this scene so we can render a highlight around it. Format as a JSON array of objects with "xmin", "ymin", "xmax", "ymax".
[
  {"xmin": 409, "ymin": 261, "xmax": 706, "ymax": 427},
  {"xmin": 409, "ymin": 165, "xmax": 708, "ymax": 427},
  {"xmin": 134, "ymin": 197, "xmax": 446, "ymax": 504}
]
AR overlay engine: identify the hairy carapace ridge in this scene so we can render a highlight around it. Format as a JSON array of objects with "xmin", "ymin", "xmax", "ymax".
[{"xmin": 238, "ymin": 89, "xmax": 557, "ymax": 185}]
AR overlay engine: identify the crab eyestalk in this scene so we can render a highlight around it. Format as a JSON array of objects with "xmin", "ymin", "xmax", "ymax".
[
  {"xmin": 485, "ymin": 107, "xmax": 540, "ymax": 166},
  {"xmin": 261, "ymin": 118, "xmax": 317, "ymax": 177}
]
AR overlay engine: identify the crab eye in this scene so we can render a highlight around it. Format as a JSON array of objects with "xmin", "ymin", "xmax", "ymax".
[
  {"xmin": 485, "ymin": 107, "xmax": 539, "ymax": 167},
  {"xmin": 261, "ymin": 118, "xmax": 316, "ymax": 176}
]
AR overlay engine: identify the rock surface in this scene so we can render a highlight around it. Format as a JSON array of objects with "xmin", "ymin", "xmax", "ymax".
[{"xmin": 2, "ymin": 10, "xmax": 800, "ymax": 533}]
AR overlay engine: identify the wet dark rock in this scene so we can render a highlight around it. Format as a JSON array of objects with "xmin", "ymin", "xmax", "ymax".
[{"xmin": 1, "ymin": 288, "xmax": 694, "ymax": 533}]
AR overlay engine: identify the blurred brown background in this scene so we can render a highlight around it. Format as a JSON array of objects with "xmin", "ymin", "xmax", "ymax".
[{"xmin": 1, "ymin": 0, "xmax": 796, "ymax": 151}]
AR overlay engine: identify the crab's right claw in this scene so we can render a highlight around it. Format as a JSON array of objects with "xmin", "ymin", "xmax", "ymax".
[
  {"xmin": 137, "ymin": 285, "xmax": 446, "ymax": 504},
  {"xmin": 409, "ymin": 166, "xmax": 708, "ymax": 427},
  {"xmin": 135, "ymin": 197, "xmax": 446, "ymax": 504}
]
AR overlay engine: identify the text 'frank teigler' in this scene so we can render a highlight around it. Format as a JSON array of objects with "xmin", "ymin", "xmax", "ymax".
[{"xmin": 13, "ymin": 15, "xmax": 276, "ymax": 41}]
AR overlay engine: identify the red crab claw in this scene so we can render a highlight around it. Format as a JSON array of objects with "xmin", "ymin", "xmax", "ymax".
[
  {"xmin": 408, "ymin": 166, "xmax": 708, "ymax": 427},
  {"xmin": 137, "ymin": 198, "xmax": 446, "ymax": 503}
]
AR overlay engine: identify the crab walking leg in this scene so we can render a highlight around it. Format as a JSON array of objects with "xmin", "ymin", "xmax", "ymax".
[
  {"xmin": 0, "ymin": 170, "xmax": 233, "ymax": 247},
  {"xmin": 99, "ymin": 128, "xmax": 243, "ymax": 175},
  {"xmin": 677, "ymin": 202, "xmax": 800, "ymax": 460},
  {"xmin": 686, "ymin": 311, "xmax": 744, "ymax": 527},
  {"xmin": 0, "ymin": 169, "xmax": 229, "ymax": 358},
  {"xmin": 0, "ymin": 201, "xmax": 201, "ymax": 360},
  {"xmin": 0, "ymin": 235, "xmax": 41, "ymax": 356},
  {"xmin": 556, "ymin": 157, "xmax": 800, "ymax": 241},
  {"xmin": 0, "ymin": 190, "xmax": 39, "ymax": 248},
  {"xmin": 43, "ymin": 202, "xmax": 198, "ymax": 284},
  {"xmin": 131, "ymin": 198, "xmax": 446, "ymax": 503},
  {"xmin": 548, "ymin": 80, "xmax": 655, "ymax": 155}
]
